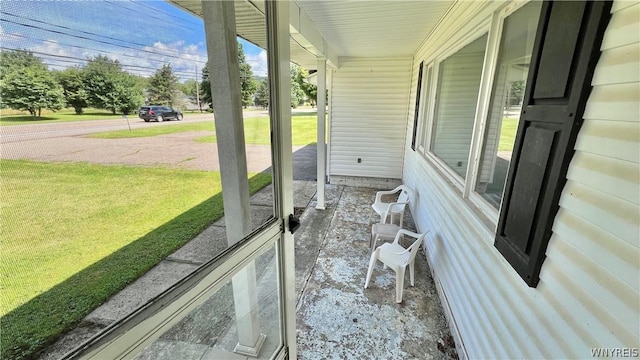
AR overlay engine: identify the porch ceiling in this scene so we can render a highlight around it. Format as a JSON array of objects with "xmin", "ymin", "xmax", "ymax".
[
  {"xmin": 170, "ymin": 0, "xmax": 454, "ymax": 70},
  {"xmin": 294, "ymin": 0, "xmax": 454, "ymax": 59}
]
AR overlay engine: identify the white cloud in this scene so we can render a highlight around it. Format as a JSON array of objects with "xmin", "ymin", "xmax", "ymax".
[
  {"xmin": 24, "ymin": 38, "xmax": 208, "ymax": 81},
  {"xmin": 137, "ymin": 41, "xmax": 207, "ymax": 79},
  {"xmin": 246, "ymin": 49, "xmax": 268, "ymax": 77},
  {"xmin": 0, "ymin": 26, "xmax": 32, "ymax": 48},
  {"xmin": 32, "ymin": 40, "xmax": 72, "ymax": 57}
]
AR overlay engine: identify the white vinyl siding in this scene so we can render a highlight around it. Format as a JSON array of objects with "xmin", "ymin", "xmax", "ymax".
[
  {"xmin": 329, "ymin": 58, "xmax": 412, "ymax": 179},
  {"xmin": 403, "ymin": 1, "xmax": 640, "ymax": 358}
]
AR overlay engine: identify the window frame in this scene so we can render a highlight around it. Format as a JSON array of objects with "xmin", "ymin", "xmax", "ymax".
[
  {"xmin": 416, "ymin": 61, "xmax": 434, "ymax": 155},
  {"xmin": 417, "ymin": 1, "xmax": 539, "ymax": 225},
  {"xmin": 410, "ymin": 61, "xmax": 423, "ymax": 152},
  {"xmin": 420, "ymin": 24, "xmax": 492, "ymax": 194},
  {"xmin": 467, "ymin": 0, "xmax": 537, "ymax": 225}
]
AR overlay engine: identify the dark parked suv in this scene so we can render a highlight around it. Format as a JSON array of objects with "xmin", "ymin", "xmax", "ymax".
[{"xmin": 138, "ymin": 106, "xmax": 183, "ymax": 122}]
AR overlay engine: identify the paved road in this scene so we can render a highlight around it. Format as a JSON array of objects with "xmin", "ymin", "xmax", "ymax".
[
  {"xmin": 0, "ymin": 110, "xmax": 316, "ymax": 179},
  {"xmin": 0, "ymin": 111, "xmax": 266, "ymax": 142}
]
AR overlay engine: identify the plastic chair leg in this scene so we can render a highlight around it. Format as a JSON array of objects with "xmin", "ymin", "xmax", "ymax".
[
  {"xmin": 364, "ymin": 251, "xmax": 378, "ymax": 289},
  {"xmin": 395, "ymin": 266, "xmax": 405, "ymax": 303},
  {"xmin": 409, "ymin": 261, "xmax": 415, "ymax": 287},
  {"xmin": 370, "ymin": 227, "xmax": 375, "ymax": 253}
]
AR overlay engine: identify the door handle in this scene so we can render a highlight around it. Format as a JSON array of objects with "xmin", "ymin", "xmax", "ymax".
[{"xmin": 288, "ymin": 214, "xmax": 300, "ymax": 234}]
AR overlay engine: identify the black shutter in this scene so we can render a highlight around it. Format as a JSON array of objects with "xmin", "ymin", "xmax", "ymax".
[
  {"xmin": 495, "ymin": 1, "xmax": 612, "ymax": 287},
  {"xmin": 410, "ymin": 61, "xmax": 424, "ymax": 151}
]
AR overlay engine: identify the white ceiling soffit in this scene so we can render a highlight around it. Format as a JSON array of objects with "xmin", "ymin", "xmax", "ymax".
[
  {"xmin": 294, "ymin": 0, "xmax": 454, "ymax": 58},
  {"xmin": 169, "ymin": 0, "xmax": 321, "ymax": 70},
  {"xmin": 169, "ymin": 1, "xmax": 454, "ymax": 70}
]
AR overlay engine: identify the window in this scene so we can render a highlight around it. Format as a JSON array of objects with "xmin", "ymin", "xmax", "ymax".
[
  {"xmin": 430, "ymin": 34, "xmax": 487, "ymax": 180},
  {"xmin": 418, "ymin": 3, "xmax": 540, "ymax": 208},
  {"xmin": 417, "ymin": 1, "xmax": 611, "ymax": 286},
  {"xmin": 474, "ymin": 2, "xmax": 542, "ymax": 208}
]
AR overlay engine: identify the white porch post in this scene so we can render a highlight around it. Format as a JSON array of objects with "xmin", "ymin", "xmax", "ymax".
[
  {"xmin": 202, "ymin": 1, "xmax": 265, "ymax": 356},
  {"xmin": 316, "ymin": 59, "xmax": 327, "ymax": 210},
  {"xmin": 326, "ymin": 68, "xmax": 333, "ymax": 184}
]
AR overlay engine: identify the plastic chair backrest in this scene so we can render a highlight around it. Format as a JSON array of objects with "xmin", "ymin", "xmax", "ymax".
[
  {"xmin": 394, "ymin": 229, "xmax": 426, "ymax": 263},
  {"xmin": 398, "ymin": 186, "xmax": 412, "ymax": 204},
  {"xmin": 407, "ymin": 237, "xmax": 423, "ymax": 263},
  {"xmin": 385, "ymin": 202, "xmax": 406, "ymax": 221}
]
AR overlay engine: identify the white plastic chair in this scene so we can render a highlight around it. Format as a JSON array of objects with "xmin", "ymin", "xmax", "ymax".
[
  {"xmin": 371, "ymin": 185, "xmax": 414, "ymax": 228},
  {"xmin": 370, "ymin": 204, "xmax": 401, "ymax": 253},
  {"xmin": 364, "ymin": 229, "xmax": 426, "ymax": 303}
]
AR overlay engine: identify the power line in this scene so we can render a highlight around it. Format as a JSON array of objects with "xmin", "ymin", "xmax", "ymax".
[
  {"xmin": 0, "ymin": 17, "xmax": 207, "ymax": 65},
  {"xmin": 129, "ymin": 0, "xmax": 202, "ymax": 26},
  {"xmin": 105, "ymin": 0, "xmax": 203, "ymax": 28},
  {"xmin": 2, "ymin": 11, "xmax": 154, "ymax": 51},
  {"xmin": 0, "ymin": 11, "xmax": 201, "ymax": 61},
  {"xmin": 3, "ymin": 47, "xmax": 259, "ymax": 82},
  {"xmin": 4, "ymin": 32, "xmax": 205, "ymax": 68},
  {"xmin": 45, "ymin": 60, "xmax": 197, "ymax": 81},
  {"xmin": 3, "ymin": 48, "xmax": 200, "ymax": 76}
]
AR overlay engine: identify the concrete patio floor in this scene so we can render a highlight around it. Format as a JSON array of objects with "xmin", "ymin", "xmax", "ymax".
[
  {"xmin": 40, "ymin": 181, "xmax": 457, "ymax": 359},
  {"xmin": 296, "ymin": 184, "xmax": 456, "ymax": 359}
]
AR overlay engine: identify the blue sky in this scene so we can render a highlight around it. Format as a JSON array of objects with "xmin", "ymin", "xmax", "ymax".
[{"xmin": 0, "ymin": 1, "xmax": 268, "ymax": 81}]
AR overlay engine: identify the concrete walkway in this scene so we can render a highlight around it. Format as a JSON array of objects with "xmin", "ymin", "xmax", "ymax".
[{"xmin": 40, "ymin": 181, "xmax": 456, "ymax": 359}]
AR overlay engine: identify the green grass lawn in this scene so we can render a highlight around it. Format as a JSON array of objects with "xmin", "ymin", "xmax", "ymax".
[
  {"xmin": 93, "ymin": 121, "xmax": 215, "ymax": 139},
  {"xmin": 1, "ymin": 111, "xmax": 318, "ymax": 358},
  {"xmin": 92, "ymin": 113, "xmax": 319, "ymax": 146},
  {"xmin": 0, "ymin": 108, "xmax": 128, "ymax": 125},
  {"xmin": 243, "ymin": 114, "xmax": 318, "ymax": 146},
  {"xmin": 0, "ymin": 160, "xmax": 272, "ymax": 360},
  {"xmin": 498, "ymin": 117, "xmax": 519, "ymax": 151},
  {"xmin": 0, "ymin": 108, "xmax": 208, "ymax": 126}
]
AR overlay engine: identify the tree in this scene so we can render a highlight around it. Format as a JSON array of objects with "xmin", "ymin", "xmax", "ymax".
[
  {"xmin": 290, "ymin": 77, "xmax": 305, "ymax": 108},
  {"xmin": 83, "ymin": 55, "xmax": 143, "ymax": 114},
  {"xmin": 200, "ymin": 41, "xmax": 257, "ymax": 110},
  {"xmin": 508, "ymin": 80, "xmax": 525, "ymax": 107},
  {"xmin": 0, "ymin": 50, "xmax": 42, "ymax": 74},
  {"xmin": 291, "ymin": 64, "xmax": 317, "ymax": 106},
  {"xmin": 0, "ymin": 50, "xmax": 65, "ymax": 117},
  {"xmin": 147, "ymin": 64, "xmax": 179, "ymax": 106},
  {"xmin": 112, "ymin": 72, "xmax": 145, "ymax": 114},
  {"xmin": 200, "ymin": 63, "xmax": 212, "ymax": 110},
  {"xmin": 179, "ymin": 79, "xmax": 198, "ymax": 97},
  {"xmin": 290, "ymin": 65, "xmax": 306, "ymax": 108},
  {"xmin": 254, "ymin": 78, "xmax": 269, "ymax": 108},
  {"xmin": 55, "ymin": 67, "xmax": 88, "ymax": 115},
  {"xmin": 237, "ymin": 42, "xmax": 257, "ymax": 108}
]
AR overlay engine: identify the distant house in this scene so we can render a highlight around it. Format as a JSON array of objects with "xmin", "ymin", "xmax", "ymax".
[{"xmin": 182, "ymin": 95, "xmax": 201, "ymax": 111}]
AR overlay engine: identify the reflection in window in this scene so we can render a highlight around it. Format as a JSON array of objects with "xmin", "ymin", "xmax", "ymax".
[
  {"xmin": 475, "ymin": 2, "xmax": 542, "ymax": 208},
  {"xmin": 430, "ymin": 34, "xmax": 487, "ymax": 179},
  {"xmin": 418, "ymin": 64, "xmax": 433, "ymax": 153},
  {"xmin": 135, "ymin": 245, "xmax": 282, "ymax": 359}
]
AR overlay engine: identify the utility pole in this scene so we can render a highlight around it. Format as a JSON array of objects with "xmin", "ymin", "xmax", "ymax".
[{"xmin": 195, "ymin": 66, "xmax": 202, "ymax": 112}]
